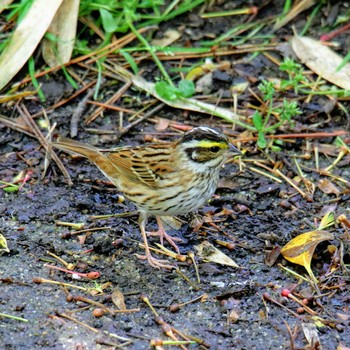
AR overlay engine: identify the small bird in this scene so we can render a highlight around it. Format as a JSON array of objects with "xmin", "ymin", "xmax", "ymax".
[{"xmin": 54, "ymin": 127, "xmax": 241, "ymax": 269}]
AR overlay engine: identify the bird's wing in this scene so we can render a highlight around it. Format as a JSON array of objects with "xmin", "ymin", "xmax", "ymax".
[{"xmin": 104, "ymin": 144, "xmax": 176, "ymax": 188}]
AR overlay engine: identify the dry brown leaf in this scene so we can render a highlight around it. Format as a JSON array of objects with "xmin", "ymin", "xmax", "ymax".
[
  {"xmin": 265, "ymin": 246, "xmax": 281, "ymax": 267},
  {"xmin": 292, "ymin": 35, "xmax": 350, "ymax": 90},
  {"xmin": 228, "ymin": 309, "xmax": 240, "ymax": 323},
  {"xmin": 154, "ymin": 117, "xmax": 171, "ymax": 131},
  {"xmin": 111, "ymin": 288, "xmax": 127, "ymax": 310},
  {"xmin": 195, "ymin": 241, "xmax": 239, "ymax": 268},
  {"xmin": 317, "ymin": 179, "xmax": 341, "ymax": 196}
]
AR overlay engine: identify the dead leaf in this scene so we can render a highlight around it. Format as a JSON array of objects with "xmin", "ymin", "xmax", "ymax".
[
  {"xmin": 302, "ymin": 322, "xmax": 321, "ymax": 349},
  {"xmin": 273, "ymin": 0, "xmax": 316, "ymax": 30},
  {"xmin": 292, "ymin": 35, "xmax": 350, "ymax": 90},
  {"xmin": 265, "ymin": 246, "xmax": 281, "ymax": 267},
  {"xmin": 337, "ymin": 214, "xmax": 350, "ymax": 228},
  {"xmin": 0, "ymin": 0, "xmax": 64, "ymax": 91},
  {"xmin": 186, "ymin": 60, "xmax": 230, "ymax": 81},
  {"xmin": 281, "ymin": 230, "xmax": 334, "ymax": 282},
  {"xmin": 337, "ymin": 343, "xmax": 350, "ymax": 350},
  {"xmin": 318, "ymin": 179, "xmax": 341, "ymax": 196},
  {"xmin": 195, "ymin": 72, "xmax": 213, "ymax": 94},
  {"xmin": 0, "ymin": 233, "xmax": 10, "ymax": 253},
  {"xmin": 42, "ymin": 0, "xmax": 79, "ymax": 67},
  {"xmin": 111, "ymin": 288, "xmax": 126, "ymax": 310},
  {"xmin": 154, "ymin": 117, "xmax": 170, "ymax": 131},
  {"xmin": 151, "ymin": 29, "xmax": 180, "ymax": 47},
  {"xmin": 195, "ymin": 241, "xmax": 239, "ymax": 268},
  {"xmin": 228, "ymin": 309, "xmax": 240, "ymax": 323},
  {"xmin": 336, "ymin": 313, "xmax": 350, "ymax": 322},
  {"xmin": 112, "ymin": 65, "xmax": 241, "ymax": 123}
]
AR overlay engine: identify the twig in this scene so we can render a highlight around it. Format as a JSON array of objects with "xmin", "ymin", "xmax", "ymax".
[
  {"xmin": 56, "ymin": 311, "xmax": 98, "ymax": 333},
  {"xmin": 70, "ymin": 88, "xmax": 95, "ymax": 137},
  {"xmin": 85, "ymin": 81, "xmax": 132, "ymax": 124},
  {"xmin": 16, "ymin": 104, "xmax": 72, "ymax": 185}
]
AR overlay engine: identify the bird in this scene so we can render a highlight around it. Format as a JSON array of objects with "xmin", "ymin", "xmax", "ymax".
[{"xmin": 53, "ymin": 126, "xmax": 241, "ymax": 269}]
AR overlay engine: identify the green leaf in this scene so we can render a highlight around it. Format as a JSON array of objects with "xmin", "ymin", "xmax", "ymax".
[
  {"xmin": 28, "ymin": 57, "xmax": 45, "ymax": 102},
  {"xmin": 258, "ymin": 80, "xmax": 275, "ymax": 101},
  {"xmin": 155, "ymin": 81, "xmax": 179, "ymax": 101},
  {"xmin": 100, "ymin": 8, "xmax": 118, "ymax": 33},
  {"xmin": 270, "ymin": 145, "xmax": 282, "ymax": 152},
  {"xmin": 3, "ymin": 186, "xmax": 19, "ymax": 193},
  {"xmin": 257, "ymin": 131, "xmax": 267, "ymax": 148},
  {"xmin": 120, "ymin": 50, "xmax": 139, "ymax": 74},
  {"xmin": 252, "ymin": 111, "xmax": 263, "ymax": 131},
  {"xmin": 178, "ymin": 79, "xmax": 195, "ymax": 98},
  {"xmin": 280, "ymin": 58, "xmax": 301, "ymax": 74}
]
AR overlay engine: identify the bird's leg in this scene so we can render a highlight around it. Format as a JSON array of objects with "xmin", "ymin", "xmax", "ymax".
[
  {"xmin": 147, "ymin": 216, "xmax": 182, "ymax": 254},
  {"xmin": 136, "ymin": 213, "xmax": 175, "ymax": 269}
]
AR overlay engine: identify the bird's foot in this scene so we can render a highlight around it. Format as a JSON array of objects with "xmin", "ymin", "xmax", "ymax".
[
  {"xmin": 147, "ymin": 228, "xmax": 182, "ymax": 254},
  {"xmin": 136, "ymin": 253, "xmax": 175, "ymax": 269}
]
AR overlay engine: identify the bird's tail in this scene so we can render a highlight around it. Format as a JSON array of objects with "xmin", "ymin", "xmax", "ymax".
[
  {"xmin": 54, "ymin": 137, "xmax": 121, "ymax": 186},
  {"xmin": 54, "ymin": 137, "xmax": 101, "ymax": 161}
]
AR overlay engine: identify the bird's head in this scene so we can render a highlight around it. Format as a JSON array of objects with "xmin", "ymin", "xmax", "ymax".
[{"xmin": 176, "ymin": 127, "xmax": 241, "ymax": 170}]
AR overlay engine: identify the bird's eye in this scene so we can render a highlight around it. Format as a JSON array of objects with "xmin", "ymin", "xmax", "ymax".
[{"xmin": 210, "ymin": 146, "xmax": 220, "ymax": 153}]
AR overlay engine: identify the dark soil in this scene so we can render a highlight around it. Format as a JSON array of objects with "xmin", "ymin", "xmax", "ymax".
[{"xmin": 1, "ymin": 1, "xmax": 350, "ymax": 349}]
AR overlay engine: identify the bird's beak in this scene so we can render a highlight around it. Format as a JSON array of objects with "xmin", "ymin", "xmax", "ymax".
[{"xmin": 229, "ymin": 144, "xmax": 242, "ymax": 156}]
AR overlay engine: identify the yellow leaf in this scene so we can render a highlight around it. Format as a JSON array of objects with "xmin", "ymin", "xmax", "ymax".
[
  {"xmin": 0, "ymin": 233, "xmax": 9, "ymax": 253},
  {"xmin": 318, "ymin": 211, "xmax": 335, "ymax": 230},
  {"xmin": 281, "ymin": 230, "xmax": 334, "ymax": 282}
]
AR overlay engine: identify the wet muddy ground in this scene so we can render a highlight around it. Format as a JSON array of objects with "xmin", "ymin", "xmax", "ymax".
[{"xmin": 1, "ymin": 1, "xmax": 350, "ymax": 349}]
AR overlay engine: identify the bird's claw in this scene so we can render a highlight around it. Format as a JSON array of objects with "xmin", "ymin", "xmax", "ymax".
[{"xmin": 136, "ymin": 253, "xmax": 175, "ymax": 269}]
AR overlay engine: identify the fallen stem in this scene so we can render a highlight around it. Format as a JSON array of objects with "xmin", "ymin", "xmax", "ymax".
[{"xmin": 0, "ymin": 313, "xmax": 28, "ymax": 322}]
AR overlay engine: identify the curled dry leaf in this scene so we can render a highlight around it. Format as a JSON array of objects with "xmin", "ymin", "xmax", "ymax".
[
  {"xmin": 111, "ymin": 288, "xmax": 127, "ymax": 310},
  {"xmin": 281, "ymin": 230, "xmax": 334, "ymax": 282},
  {"xmin": 292, "ymin": 35, "xmax": 350, "ymax": 90},
  {"xmin": 195, "ymin": 241, "xmax": 239, "ymax": 268}
]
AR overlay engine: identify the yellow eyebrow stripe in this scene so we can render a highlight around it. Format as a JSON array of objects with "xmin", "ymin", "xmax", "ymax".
[{"xmin": 196, "ymin": 141, "xmax": 227, "ymax": 149}]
